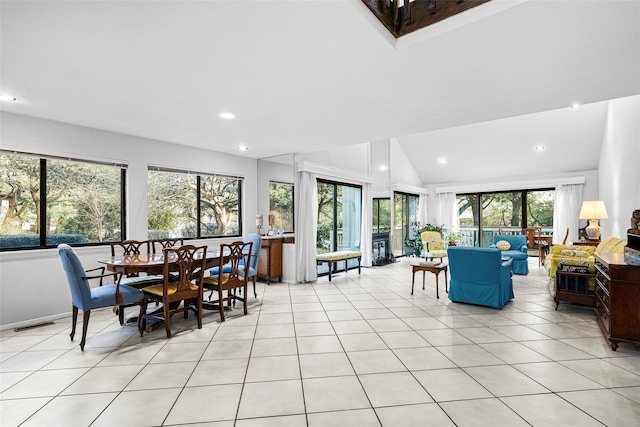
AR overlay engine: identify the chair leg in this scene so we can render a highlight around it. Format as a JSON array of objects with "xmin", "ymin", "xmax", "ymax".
[
  {"xmin": 138, "ymin": 299, "xmax": 147, "ymax": 337},
  {"xmin": 243, "ymin": 284, "xmax": 248, "ymax": 315},
  {"xmin": 164, "ymin": 300, "xmax": 172, "ymax": 338},
  {"xmin": 70, "ymin": 305, "xmax": 78, "ymax": 341},
  {"xmin": 253, "ymin": 277, "xmax": 257, "ymax": 298},
  {"xmin": 218, "ymin": 288, "xmax": 225, "ymax": 322},
  {"xmin": 196, "ymin": 296, "xmax": 203, "ymax": 330},
  {"xmin": 80, "ymin": 310, "xmax": 91, "ymax": 351},
  {"xmin": 118, "ymin": 304, "xmax": 125, "ymax": 325}
]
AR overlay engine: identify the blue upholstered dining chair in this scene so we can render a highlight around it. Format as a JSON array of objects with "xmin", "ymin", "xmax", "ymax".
[
  {"xmin": 240, "ymin": 233, "xmax": 262, "ymax": 298},
  {"xmin": 209, "ymin": 233, "xmax": 262, "ymax": 299},
  {"xmin": 58, "ymin": 244, "xmax": 144, "ymax": 350}
]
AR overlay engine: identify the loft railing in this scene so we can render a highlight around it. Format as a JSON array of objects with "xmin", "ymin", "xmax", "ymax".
[{"xmin": 361, "ymin": 0, "xmax": 491, "ymax": 38}]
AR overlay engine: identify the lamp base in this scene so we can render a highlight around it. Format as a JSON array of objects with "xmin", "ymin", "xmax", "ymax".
[{"xmin": 585, "ymin": 219, "xmax": 601, "ymax": 240}]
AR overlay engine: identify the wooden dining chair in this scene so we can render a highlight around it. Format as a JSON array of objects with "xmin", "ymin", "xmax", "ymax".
[
  {"xmin": 522, "ymin": 227, "xmax": 547, "ymax": 267},
  {"xmin": 138, "ymin": 245, "xmax": 207, "ymax": 338},
  {"xmin": 110, "ymin": 240, "xmax": 163, "ymax": 323},
  {"xmin": 562, "ymin": 227, "xmax": 570, "ymax": 245},
  {"xmin": 152, "ymin": 238, "xmax": 184, "ymax": 253},
  {"xmin": 202, "ymin": 241, "xmax": 252, "ymax": 322}
]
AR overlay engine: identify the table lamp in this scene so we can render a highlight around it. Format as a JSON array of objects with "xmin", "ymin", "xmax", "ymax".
[
  {"xmin": 256, "ymin": 214, "xmax": 263, "ymax": 235},
  {"xmin": 579, "ymin": 200, "xmax": 608, "ymax": 240}
]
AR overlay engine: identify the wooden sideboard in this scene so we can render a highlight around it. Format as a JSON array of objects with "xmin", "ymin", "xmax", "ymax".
[
  {"xmin": 257, "ymin": 236, "xmax": 283, "ymax": 283},
  {"xmin": 594, "ymin": 253, "xmax": 640, "ymax": 350}
]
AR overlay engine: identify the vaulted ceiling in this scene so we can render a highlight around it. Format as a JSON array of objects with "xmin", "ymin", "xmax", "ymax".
[{"xmin": 1, "ymin": 1, "xmax": 639, "ymax": 184}]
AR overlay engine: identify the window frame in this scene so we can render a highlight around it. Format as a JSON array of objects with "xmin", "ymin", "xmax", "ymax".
[
  {"xmin": 0, "ymin": 150, "xmax": 127, "ymax": 251},
  {"xmin": 147, "ymin": 166, "xmax": 244, "ymax": 240}
]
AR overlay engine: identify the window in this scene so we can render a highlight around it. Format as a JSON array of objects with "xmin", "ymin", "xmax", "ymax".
[
  {"xmin": 393, "ymin": 192, "xmax": 419, "ymax": 256},
  {"xmin": 147, "ymin": 168, "xmax": 242, "ymax": 239},
  {"xmin": 372, "ymin": 198, "xmax": 391, "ymax": 233},
  {"xmin": 268, "ymin": 181, "xmax": 294, "ymax": 233},
  {"xmin": 1, "ymin": 151, "xmax": 125, "ymax": 250},
  {"xmin": 456, "ymin": 189, "xmax": 554, "ymax": 247},
  {"xmin": 316, "ymin": 180, "xmax": 362, "ymax": 274}
]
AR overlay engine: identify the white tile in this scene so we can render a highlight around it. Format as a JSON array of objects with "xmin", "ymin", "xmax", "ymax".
[
  {"xmin": 514, "ymin": 361, "xmax": 604, "ymax": 392},
  {"xmin": 92, "ymin": 388, "xmax": 181, "ymax": 426},
  {"xmin": 297, "ymin": 335, "xmax": 343, "ymax": 354},
  {"xmin": 347, "ymin": 349, "xmax": 406, "ymax": 374},
  {"xmin": 464, "ymin": 365, "xmax": 549, "ymax": 396},
  {"xmin": 125, "ymin": 361, "xmax": 196, "ymax": 390},
  {"xmin": 480, "ymin": 341, "xmax": 550, "ymax": 364},
  {"xmin": 21, "ymin": 392, "xmax": 117, "ymax": 427},
  {"xmin": 300, "ymin": 352, "xmax": 354, "ymax": 378},
  {"xmin": 440, "ymin": 398, "xmax": 530, "ymax": 427},
  {"xmin": 61, "ymin": 365, "xmax": 143, "ymax": 394},
  {"xmin": 0, "ymin": 397, "xmax": 51, "ymax": 426},
  {"xmin": 0, "ymin": 368, "xmax": 88, "ymax": 399},
  {"xmin": 376, "ymin": 403, "xmax": 455, "ymax": 427},
  {"xmin": 202, "ymin": 339, "xmax": 253, "ymax": 360},
  {"xmin": 560, "ymin": 388, "xmax": 640, "ymax": 427},
  {"xmin": 237, "ymin": 380, "xmax": 305, "ymax": 419},
  {"xmin": 378, "ymin": 330, "xmax": 430, "ymax": 349},
  {"xmin": 561, "ymin": 358, "xmax": 640, "ymax": 388},
  {"xmin": 245, "ymin": 355, "xmax": 300, "ymax": 382},
  {"xmin": 308, "ymin": 408, "xmax": 381, "ymax": 427},
  {"xmin": 302, "ymin": 376, "xmax": 370, "ymax": 413},
  {"xmin": 250, "ymin": 337, "xmax": 298, "ymax": 357},
  {"xmin": 435, "ymin": 344, "xmax": 504, "ymax": 367},
  {"xmin": 360, "ymin": 371, "xmax": 433, "ymax": 407},
  {"xmin": 236, "ymin": 414, "xmax": 307, "ymax": 427},
  {"xmin": 187, "ymin": 358, "xmax": 249, "ymax": 386},
  {"xmin": 164, "ymin": 384, "xmax": 243, "ymax": 424},
  {"xmin": 501, "ymin": 393, "xmax": 605, "ymax": 426},
  {"xmin": 339, "ymin": 333, "xmax": 387, "ymax": 352},
  {"xmin": 413, "ymin": 368, "xmax": 492, "ymax": 402}
]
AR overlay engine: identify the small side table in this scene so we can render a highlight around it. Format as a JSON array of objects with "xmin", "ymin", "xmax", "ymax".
[{"xmin": 411, "ymin": 263, "xmax": 448, "ymax": 298}]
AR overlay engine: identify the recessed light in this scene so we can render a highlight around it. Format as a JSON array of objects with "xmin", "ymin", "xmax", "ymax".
[
  {"xmin": 571, "ymin": 103, "xmax": 581, "ymax": 109},
  {"xmin": 219, "ymin": 112, "xmax": 235, "ymax": 119},
  {"xmin": 438, "ymin": 157, "xmax": 448, "ymax": 164},
  {"xmin": 535, "ymin": 145, "xmax": 545, "ymax": 152},
  {"xmin": 379, "ymin": 165, "xmax": 387, "ymax": 171},
  {"xmin": 237, "ymin": 145, "xmax": 248, "ymax": 152},
  {"xmin": 0, "ymin": 93, "xmax": 17, "ymax": 101}
]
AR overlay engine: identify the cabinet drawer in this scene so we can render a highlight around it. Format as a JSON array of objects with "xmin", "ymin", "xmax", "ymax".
[{"xmin": 595, "ymin": 284, "xmax": 610, "ymax": 311}]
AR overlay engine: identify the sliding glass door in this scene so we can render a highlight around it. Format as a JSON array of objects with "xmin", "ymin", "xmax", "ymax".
[
  {"xmin": 317, "ymin": 180, "xmax": 362, "ymax": 274},
  {"xmin": 393, "ymin": 192, "xmax": 419, "ymax": 257}
]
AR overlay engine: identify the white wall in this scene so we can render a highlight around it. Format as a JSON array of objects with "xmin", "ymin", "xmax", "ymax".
[
  {"xmin": 0, "ymin": 112, "xmax": 258, "ymax": 329},
  {"xmin": 598, "ymin": 95, "xmax": 640, "ymax": 238}
]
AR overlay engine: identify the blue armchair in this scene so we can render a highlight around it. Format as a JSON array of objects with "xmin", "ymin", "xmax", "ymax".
[
  {"xmin": 58, "ymin": 244, "xmax": 144, "ymax": 350},
  {"xmin": 447, "ymin": 246, "xmax": 514, "ymax": 309},
  {"xmin": 491, "ymin": 234, "xmax": 529, "ymax": 275}
]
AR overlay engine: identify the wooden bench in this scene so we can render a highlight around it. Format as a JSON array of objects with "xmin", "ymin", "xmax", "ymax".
[{"xmin": 316, "ymin": 250, "xmax": 362, "ymax": 281}]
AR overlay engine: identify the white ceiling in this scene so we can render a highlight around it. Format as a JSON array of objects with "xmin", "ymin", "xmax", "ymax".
[{"xmin": 1, "ymin": 1, "xmax": 639, "ymax": 184}]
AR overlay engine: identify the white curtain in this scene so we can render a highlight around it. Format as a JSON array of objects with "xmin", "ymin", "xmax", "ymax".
[
  {"xmin": 296, "ymin": 171, "xmax": 318, "ymax": 282},
  {"xmin": 435, "ymin": 192, "xmax": 457, "ymax": 232},
  {"xmin": 418, "ymin": 192, "xmax": 428, "ymax": 226},
  {"xmin": 360, "ymin": 183, "xmax": 373, "ymax": 267},
  {"xmin": 553, "ymin": 184, "xmax": 583, "ymax": 244}
]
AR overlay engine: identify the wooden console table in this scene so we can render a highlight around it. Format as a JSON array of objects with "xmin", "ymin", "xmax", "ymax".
[
  {"xmin": 257, "ymin": 236, "xmax": 283, "ymax": 283},
  {"xmin": 594, "ymin": 253, "xmax": 640, "ymax": 351}
]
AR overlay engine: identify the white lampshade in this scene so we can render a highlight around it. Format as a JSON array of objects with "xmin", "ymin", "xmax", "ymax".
[
  {"xmin": 256, "ymin": 214, "xmax": 264, "ymax": 228},
  {"xmin": 579, "ymin": 200, "xmax": 608, "ymax": 220},
  {"xmin": 579, "ymin": 200, "xmax": 608, "ymax": 239}
]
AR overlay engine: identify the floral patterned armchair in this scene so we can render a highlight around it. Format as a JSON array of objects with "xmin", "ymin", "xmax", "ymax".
[{"xmin": 421, "ymin": 231, "xmax": 448, "ymax": 261}]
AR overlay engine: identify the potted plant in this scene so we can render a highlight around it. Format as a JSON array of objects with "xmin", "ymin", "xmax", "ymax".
[
  {"xmin": 446, "ymin": 231, "xmax": 461, "ymax": 246},
  {"xmin": 403, "ymin": 236, "xmax": 420, "ymax": 256}
]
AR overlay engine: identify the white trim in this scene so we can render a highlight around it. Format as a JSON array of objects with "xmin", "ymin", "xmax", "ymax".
[
  {"xmin": 435, "ymin": 176, "xmax": 586, "ymax": 194},
  {"xmin": 391, "ymin": 183, "xmax": 428, "ymax": 195},
  {"xmin": 1, "ymin": 313, "xmax": 71, "ymax": 332},
  {"xmin": 296, "ymin": 160, "xmax": 374, "ymax": 184}
]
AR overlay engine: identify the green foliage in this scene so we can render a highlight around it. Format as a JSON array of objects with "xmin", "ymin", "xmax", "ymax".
[{"xmin": 0, "ymin": 233, "xmax": 85, "ymax": 248}]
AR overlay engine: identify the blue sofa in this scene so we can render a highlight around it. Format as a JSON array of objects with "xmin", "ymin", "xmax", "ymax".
[
  {"xmin": 491, "ymin": 234, "xmax": 529, "ymax": 275},
  {"xmin": 447, "ymin": 246, "xmax": 514, "ymax": 309}
]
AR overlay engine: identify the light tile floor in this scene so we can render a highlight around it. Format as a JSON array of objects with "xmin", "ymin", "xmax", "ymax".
[{"xmin": 2, "ymin": 258, "xmax": 640, "ymax": 426}]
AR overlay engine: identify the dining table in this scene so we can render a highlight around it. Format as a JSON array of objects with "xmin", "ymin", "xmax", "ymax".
[
  {"xmin": 98, "ymin": 249, "xmax": 228, "ymax": 329},
  {"xmin": 98, "ymin": 249, "xmax": 227, "ymax": 277}
]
